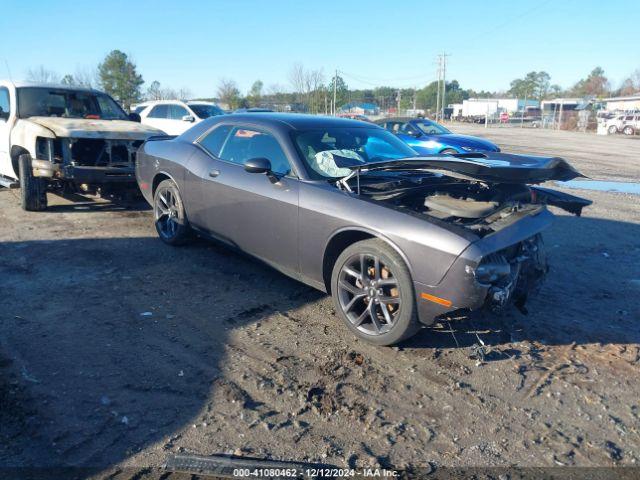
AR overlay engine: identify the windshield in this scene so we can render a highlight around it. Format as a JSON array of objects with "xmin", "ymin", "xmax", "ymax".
[
  {"xmin": 293, "ymin": 127, "xmax": 417, "ymax": 179},
  {"xmin": 414, "ymin": 120, "xmax": 451, "ymax": 135},
  {"xmin": 189, "ymin": 104, "xmax": 225, "ymax": 119},
  {"xmin": 17, "ymin": 87, "xmax": 128, "ymax": 120}
]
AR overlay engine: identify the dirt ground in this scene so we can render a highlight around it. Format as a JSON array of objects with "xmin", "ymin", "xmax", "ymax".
[{"xmin": 1, "ymin": 127, "xmax": 639, "ymax": 479}]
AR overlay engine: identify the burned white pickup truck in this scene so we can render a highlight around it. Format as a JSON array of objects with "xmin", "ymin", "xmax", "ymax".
[{"xmin": 0, "ymin": 81, "xmax": 163, "ymax": 210}]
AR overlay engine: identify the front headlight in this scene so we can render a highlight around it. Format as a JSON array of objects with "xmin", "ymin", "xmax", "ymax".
[
  {"xmin": 35, "ymin": 137, "xmax": 52, "ymax": 161},
  {"xmin": 474, "ymin": 254, "xmax": 511, "ymax": 284}
]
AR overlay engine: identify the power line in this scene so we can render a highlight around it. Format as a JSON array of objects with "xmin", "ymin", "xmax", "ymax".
[{"xmin": 340, "ymin": 70, "xmax": 436, "ymax": 88}]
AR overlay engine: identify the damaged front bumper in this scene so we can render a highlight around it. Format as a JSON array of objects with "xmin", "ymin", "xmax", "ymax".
[
  {"xmin": 33, "ymin": 136, "xmax": 142, "ymax": 184},
  {"xmin": 414, "ymin": 208, "xmax": 553, "ymax": 325},
  {"xmin": 33, "ymin": 161, "xmax": 135, "ymax": 183}
]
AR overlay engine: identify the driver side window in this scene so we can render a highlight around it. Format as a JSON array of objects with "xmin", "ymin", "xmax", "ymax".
[
  {"xmin": 169, "ymin": 105, "xmax": 189, "ymax": 120},
  {"xmin": 219, "ymin": 127, "xmax": 292, "ymax": 175},
  {"xmin": 0, "ymin": 88, "xmax": 10, "ymax": 121},
  {"xmin": 400, "ymin": 123, "xmax": 415, "ymax": 134}
]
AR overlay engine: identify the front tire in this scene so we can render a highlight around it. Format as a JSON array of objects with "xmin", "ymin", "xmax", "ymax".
[
  {"xmin": 623, "ymin": 126, "xmax": 635, "ymax": 136},
  {"xmin": 18, "ymin": 154, "xmax": 47, "ymax": 211},
  {"xmin": 331, "ymin": 239, "xmax": 420, "ymax": 346},
  {"xmin": 608, "ymin": 125, "xmax": 618, "ymax": 134},
  {"xmin": 153, "ymin": 179, "xmax": 191, "ymax": 245}
]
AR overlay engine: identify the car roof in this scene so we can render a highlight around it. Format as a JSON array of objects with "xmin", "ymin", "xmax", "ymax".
[
  {"xmin": 0, "ymin": 80, "xmax": 100, "ymax": 92},
  {"xmin": 374, "ymin": 117, "xmax": 426, "ymax": 124},
  {"xmin": 219, "ymin": 113, "xmax": 378, "ymax": 130},
  {"xmin": 137, "ymin": 99, "xmax": 188, "ymax": 106}
]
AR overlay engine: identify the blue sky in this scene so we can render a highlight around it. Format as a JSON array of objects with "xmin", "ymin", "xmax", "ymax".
[{"xmin": 1, "ymin": 0, "xmax": 638, "ymax": 97}]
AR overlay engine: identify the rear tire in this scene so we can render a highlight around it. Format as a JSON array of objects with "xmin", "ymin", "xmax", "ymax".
[
  {"xmin": 623, "ymin": 126, "xmax": 635, "ymax": 136},
  {"xmin": 331, "ymin": 239, "xmax": 420, "ymax": 346},
  {"xmin": 153, "ymin": 179, "xmax": 191, "ymax": 246},
  {"xmin": 608, "ymin": 125, "xmax": 618, "ymax": 134},
  {"xmin": 18, "ymin": 154, "xmax": 47, "ymax": 211}
]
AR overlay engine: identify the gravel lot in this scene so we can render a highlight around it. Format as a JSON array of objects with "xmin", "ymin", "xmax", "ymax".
[
  {"xmin": 449, "ymin": 123, "xmax": 640, "ymax": 182},
  {"xmin": 1, "ymin": 127, "xmax": 639, "ymax": 479}
]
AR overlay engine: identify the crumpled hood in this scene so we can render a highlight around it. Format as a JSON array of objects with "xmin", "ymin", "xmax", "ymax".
[
  {"xmin": 27, "ymin": 116, "xmax": 163, "ymax": 140},
  {"xmin": 434, "ymin": 133, "xmax": 499, "ymax": 151},
  {"xmin": 334, "ymin": 152, "xmax": 585, "ymax": 184}
]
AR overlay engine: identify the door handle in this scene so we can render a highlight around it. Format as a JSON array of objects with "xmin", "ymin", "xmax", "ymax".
[{"xmin": 209, "ymin": 169, "xmax": 220, "ymax": 178}]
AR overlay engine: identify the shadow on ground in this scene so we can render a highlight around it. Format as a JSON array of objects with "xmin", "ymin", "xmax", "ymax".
[
  {"xmin": 43, "ymin": 192, "xmax": 151, "ymax": 213},
  {"xmin": 0, "ymin": 214, "xmax": 638, "ymax": 475}
]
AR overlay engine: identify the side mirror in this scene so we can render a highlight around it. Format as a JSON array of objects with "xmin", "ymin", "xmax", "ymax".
[
  {"xmin": 244, "ymin": 157, "xmax": 272, "ymax": 174},
  {"xmin": 406, "ymin": 129, "xmax": 422, "ymax": 138},
  {"xmin": 182, "ymin": 115, "xmax": 195, "ymax": 122},
  {"xmin": 128, "ymin": 112, "xmax": 141, "ymax": 123}
]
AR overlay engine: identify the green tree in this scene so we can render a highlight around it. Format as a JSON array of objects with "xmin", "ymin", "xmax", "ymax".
[
  {"xmin": 444, "ymin": 80, "xmax": 469, "ymax": 105},
  {"xmin": 98, "ymin": 50, "xmax": 144, "ymax": 109},
  {"xmin": 247, "ymin": 80, "xmax": 264, "ymax": 106},
  {"xmin": 415, "ymin": 81, "xmax": 440, "ymax": 111},
  {"xmin": 570, "ymin": 67, "xmax": 610, "ymax": 97},
  {"xmin": 372, "ymin": 86, "xmax": 396, "ymax": 111},
  {"xmin": 508, "ymin": 71, "xmax": 551, "ymax": 101},
  {"xmin": 328, "ymin": 75, "xmax": 348, "ymax": 110}
]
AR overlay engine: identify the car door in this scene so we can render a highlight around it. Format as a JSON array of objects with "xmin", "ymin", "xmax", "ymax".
[
  {"xmin": 168, "ymin": 104, "xmax": 195, "ymax": 135},
  {"xmin": 142, "ymin": 104, "xmax": 173, "ymax": 133},
  {"xmin": 0, "ymin": 86, "xmax": 15, "ymax": 179},
  {"xmin": 189, "ymin": 123, "xmax": 300, "ymax": 275}
]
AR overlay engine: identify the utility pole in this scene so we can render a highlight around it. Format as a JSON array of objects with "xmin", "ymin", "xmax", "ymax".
[
  {"xmin": 485, "ymin": 100, "xmax": 489, "ymax": 129},
  {"xmin": 396, "ymin": 89, "xmax": 401, "ymax": 116},
  {"xmin": 441, "ymin": 52, "xmax": 449, "ymax": 121},
  {"xmin": 521, "ymin": 92, "xmax": 527, "ymax": 128},
  {"xmin": 333, "ymin": 69, "xmax": 337, "ymax": 116},
  {"xmin": 557, "ymin": 100, "xmax": 564, "ymax": 130},
  {"xmin": 435, "ymin": 55, "xmax": 442, "ymax": 121}
]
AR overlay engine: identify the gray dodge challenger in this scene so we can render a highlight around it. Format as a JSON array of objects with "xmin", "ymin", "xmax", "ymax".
[{"xmin": 136, "ymin": 114, "xmax": 590, "ymax": 345}]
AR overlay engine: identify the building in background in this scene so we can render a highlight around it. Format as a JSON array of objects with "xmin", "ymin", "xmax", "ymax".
[
  {"xmin": 340, "ymin": 102, "xmax": 380, "ymax": 116},
  {"xmin": 456, "ymin": 98, "xmax": 539, "ymax": 119},
  {"xmin": 603, "ymin": 94, "xmax": 640, "ymax": 112}
]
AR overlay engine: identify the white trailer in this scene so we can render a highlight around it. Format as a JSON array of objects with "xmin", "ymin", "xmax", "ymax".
[{"xmin": 462, "ymin": 99, "xmax": 499, "ymax": 118}]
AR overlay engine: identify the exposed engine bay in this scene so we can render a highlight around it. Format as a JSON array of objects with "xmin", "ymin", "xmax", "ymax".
[
  {"xmin": 334, "ymin": 153, "xmax": 592, "ymax": 237},
  {"xmin": 347, "ymin": 173, "xmax": 588, "ymax": 236}
]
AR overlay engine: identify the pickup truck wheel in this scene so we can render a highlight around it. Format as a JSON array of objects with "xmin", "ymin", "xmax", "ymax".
[
  {"xmin": 623, "ymin": 126, "xmax": 635, "ymax": 136},
  {"xmin": 331, "ymin": 239, "xmax": 420, "ymax": 346},
  {"xmin": 153, "ymin": 179, "xmax": 191, "ymax": 246},
  {"xmin": 18, "ymin": 154, "xmax": 47, "ymax": 211}
]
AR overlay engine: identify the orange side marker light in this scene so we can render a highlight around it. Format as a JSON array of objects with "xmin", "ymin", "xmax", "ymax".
[{"xmin": 420, "ymin": 292, "xmax": 452, "ymax": 307}]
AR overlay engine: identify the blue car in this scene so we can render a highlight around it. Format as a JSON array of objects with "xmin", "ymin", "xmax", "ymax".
[{"xmin": 375, "ymin": 117, "xmax": 499, "ymax": 155}]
